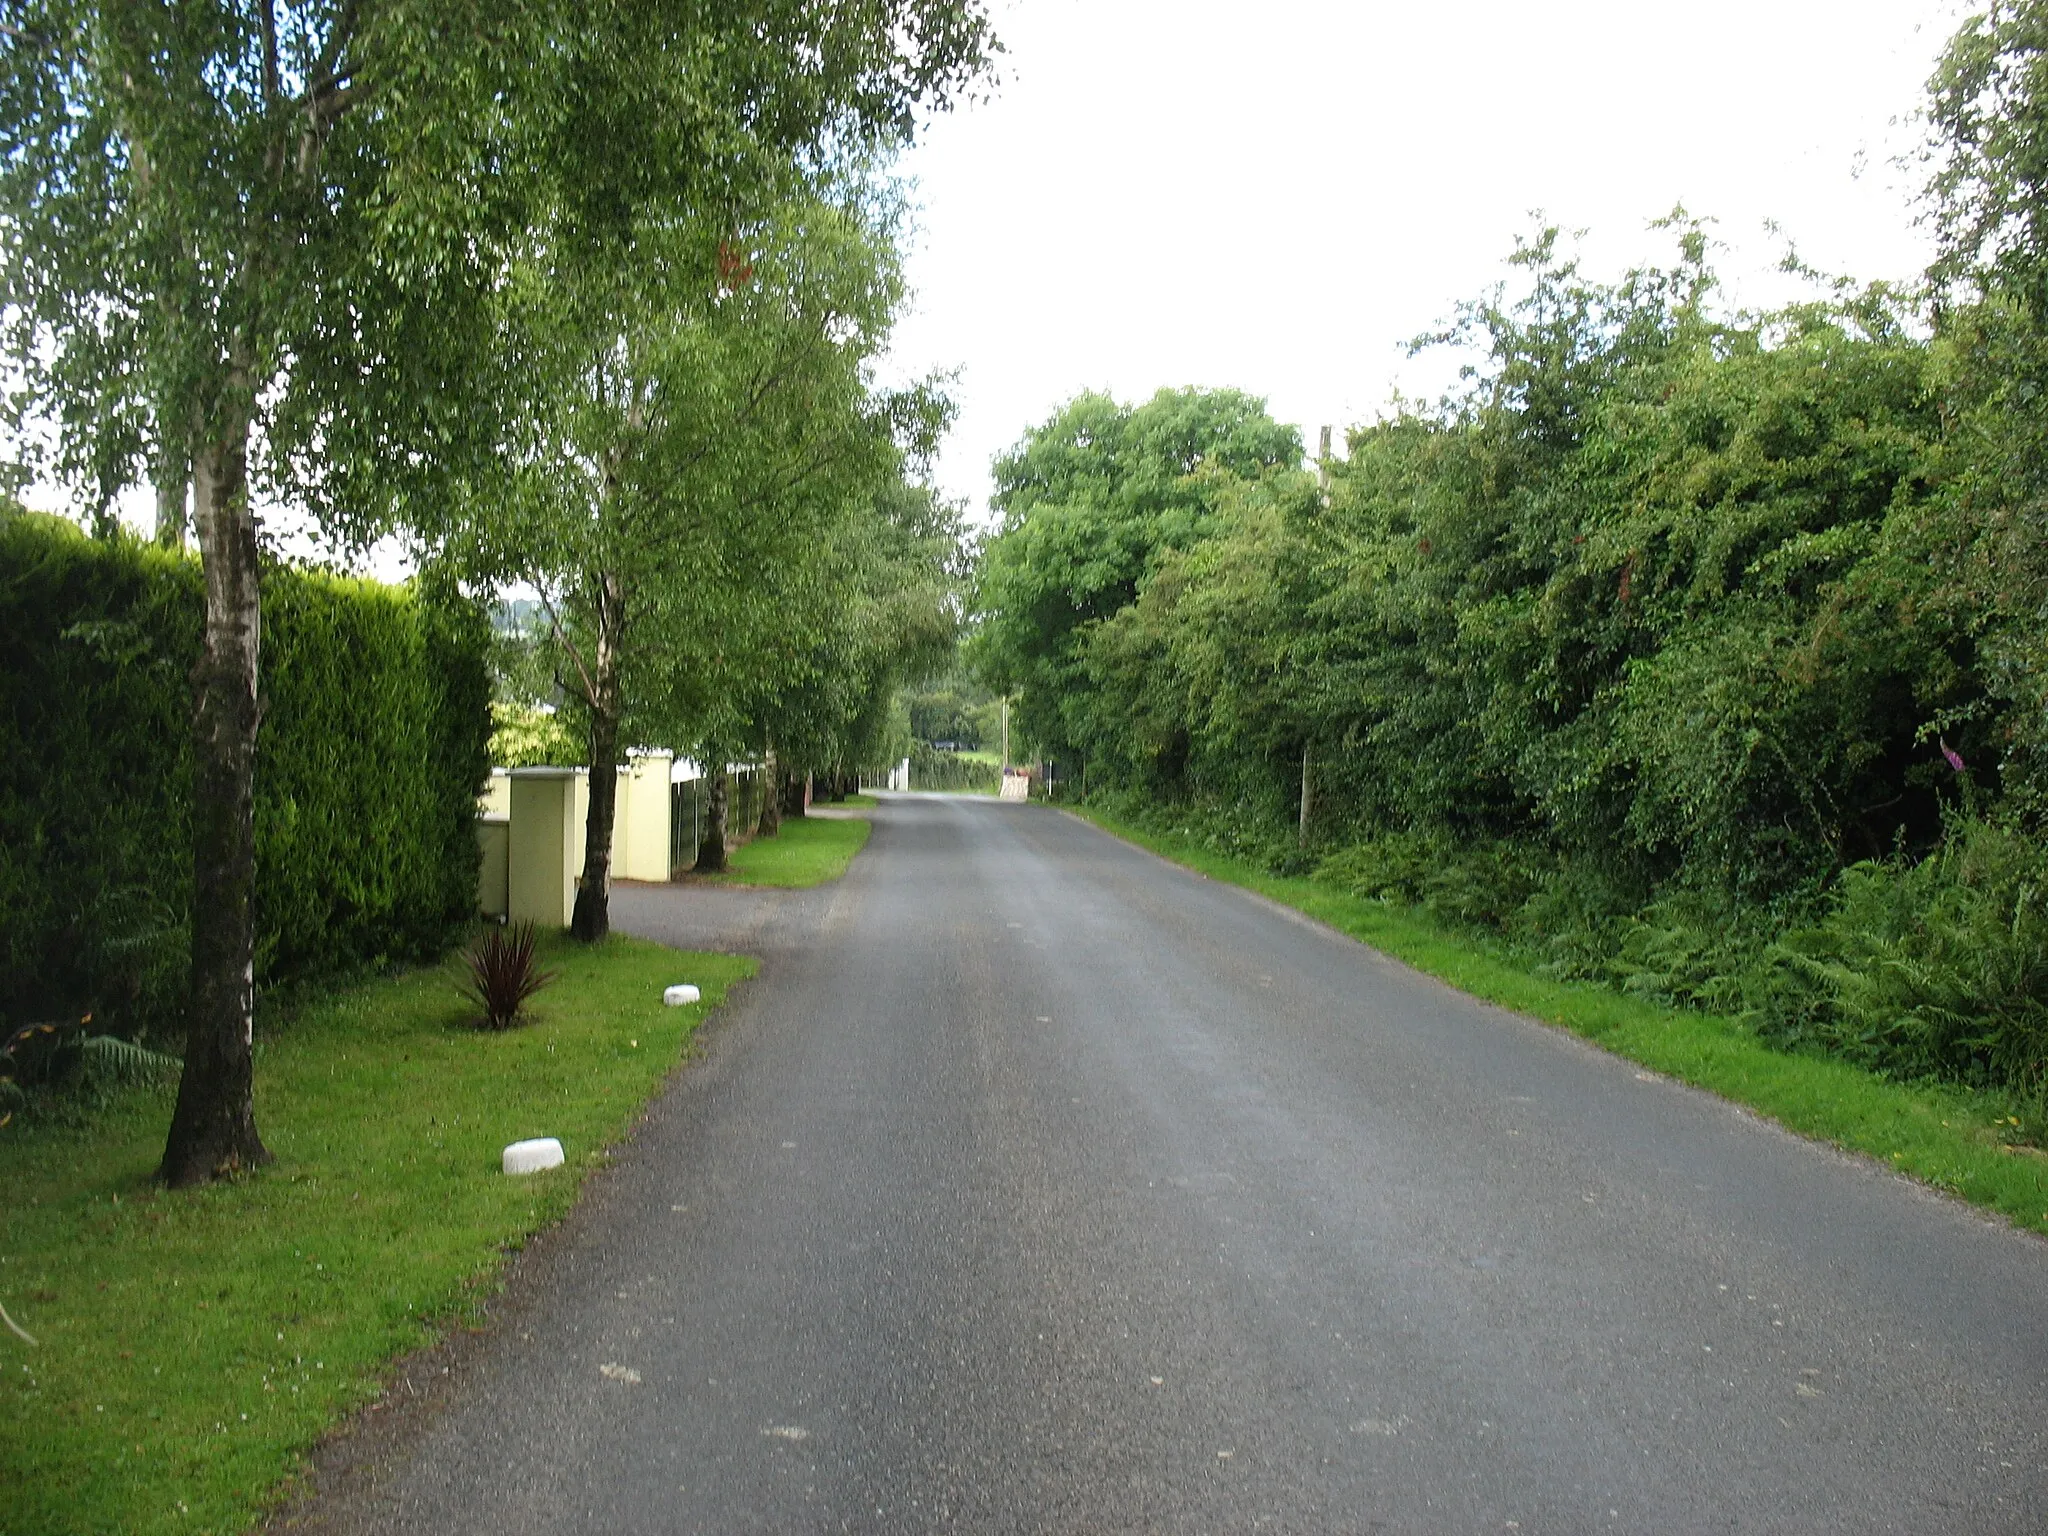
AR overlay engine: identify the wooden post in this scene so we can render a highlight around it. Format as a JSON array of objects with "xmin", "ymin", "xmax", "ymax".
[{"xmin": 1299, "ymin": 738, "xmax": 1314, "ymax": 846}]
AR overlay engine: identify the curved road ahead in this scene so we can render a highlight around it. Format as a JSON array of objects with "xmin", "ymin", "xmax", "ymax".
[{"xmin": 292, "ymin": 794, "xmax": 2048, "ymax": 1534}]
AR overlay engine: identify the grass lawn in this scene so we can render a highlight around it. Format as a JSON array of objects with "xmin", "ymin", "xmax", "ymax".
[
  {"xmin": 1072, "ymin": 804, "xmax": 2048, "ymax": 1238},
  {"xmin": 0, "ymin": 933, "xmax": 753, "ymax": 1536},
  {"xmin": 699, "ymin": 810, "xmax": 871, "ymax": 888}
]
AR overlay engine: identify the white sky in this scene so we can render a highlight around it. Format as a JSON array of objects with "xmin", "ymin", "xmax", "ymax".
[
  {"xmin": 883, "ymin": 0, "xmax": 1965, "ymax": 522},
  {"xmin": 34, "ymin": 0, "xmax": 1964, "ymax": 559}
]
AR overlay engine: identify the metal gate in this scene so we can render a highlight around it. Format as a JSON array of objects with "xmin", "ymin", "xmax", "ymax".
[{"xmin": 669, "ymin": 777, "xmax": 706, "ymax": 877}]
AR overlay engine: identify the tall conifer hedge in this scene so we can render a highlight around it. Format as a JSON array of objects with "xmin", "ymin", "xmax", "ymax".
[{"xmin": 0, "ymin": 509, "xmax": 491, "ymax": 1044}]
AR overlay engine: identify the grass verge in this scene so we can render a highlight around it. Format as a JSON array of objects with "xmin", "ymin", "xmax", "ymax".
[
  {"xmin": 700, "ymin": 811, "xmax": 871, "ymax": 888},
  {"xmin": 1071, "ymin": 804, "xmax": 2048, "ymax": 1237},
  {"xmin": 0, "ymin": 933, "xmax": 753, "ymax": 1536}
]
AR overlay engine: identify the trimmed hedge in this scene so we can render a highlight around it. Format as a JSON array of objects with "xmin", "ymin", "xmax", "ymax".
[{"xmin": 0, "ymin": 510, "xmax": 491, "ymax": 1045}]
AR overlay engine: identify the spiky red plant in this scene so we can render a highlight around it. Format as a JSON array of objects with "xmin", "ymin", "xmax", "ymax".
[{"xmin": 462, "ymin": 921, "xmax": 555, "ymax": 1031}]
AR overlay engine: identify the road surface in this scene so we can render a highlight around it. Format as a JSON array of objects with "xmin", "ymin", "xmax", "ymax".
[{"xmin": 285, "ymin": 794, "xmax": 2048, "ymax": 1534}]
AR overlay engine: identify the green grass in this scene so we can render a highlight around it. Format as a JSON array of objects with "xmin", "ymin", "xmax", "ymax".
[
  {"xmin": 699, "ymin": 811, "xmax": 871, "ymax": 888},
  {"xmin": 0, "ymin": 933, "xmax": 753, "ymax": 1536},
  {"xmin": 1072, "ymin": 804, "xmax": 2048, "ymax": 1237}
]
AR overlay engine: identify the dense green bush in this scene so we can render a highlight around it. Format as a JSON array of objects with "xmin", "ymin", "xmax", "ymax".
[
  {"xmin": 1763, "ymin": 822, "xmax": 2048, "ymax": 1087},
  {"xmin": 488, "ymin": 701, "xmax": 581, "ymax": 767},
  {"xmin": 908, "ymin": 742, "xmax": 999, "ymax": 793},
  {"xmin": 0, "ymin": 510, "xmax": 491, "ymax": 1048}
]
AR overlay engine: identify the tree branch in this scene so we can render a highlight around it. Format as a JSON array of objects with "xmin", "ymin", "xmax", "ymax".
[
  {"xmin": 534, "ymin": 580, "xmax": 599, "ymax": 710},
  {"xmin": 656, "ymin": 336, "xmax": 822, "ymax": 481},
  {"xmin": 310, "ymin": 0, "xmax": 361, "ymax": 89},
  {"xmin": 297, "ymin": 77, "xmax": 366, "ymax": 175},
  {"xmin": 310, "ymin": 76, "xmax": 365, "ymax": 127},
  {"xmin": 261, "ymin": 1, "xmax": 281, "ymax": 104}
]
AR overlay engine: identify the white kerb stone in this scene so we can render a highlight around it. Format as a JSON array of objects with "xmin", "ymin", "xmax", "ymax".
[
  {"xmin": 663, "ymin": 984, "xmax": 701, "ymax": 1006},
  {"xmin": 503, "ymin": 1137, "xmax": 565, "ymax": 1176}
]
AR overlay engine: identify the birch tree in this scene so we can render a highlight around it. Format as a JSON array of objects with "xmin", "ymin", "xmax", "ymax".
[
  {"xmin": 452, "ymin": 190, "xmax": 918, "ymax": 930},
  {"xmin": 0, "ymin": 0, "xmax": 993, "ymax": 1185}
]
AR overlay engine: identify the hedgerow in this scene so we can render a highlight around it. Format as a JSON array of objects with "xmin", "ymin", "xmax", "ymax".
[
  {"xmin": 971, "ymin": 229, "xmax": 2048, "ymax": 1101},
  {"xmin": 0, "ymin": 509, "xmax": 490, "ymax": 1051}
]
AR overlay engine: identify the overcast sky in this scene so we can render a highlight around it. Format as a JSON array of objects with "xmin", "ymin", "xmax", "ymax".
[{"xmin": 884, "ymin": 0, "xmax": 1964, "ymax": 522}]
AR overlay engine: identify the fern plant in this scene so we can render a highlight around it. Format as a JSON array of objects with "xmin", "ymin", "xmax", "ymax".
[
  {"xmin": 0, "ymin": 1015, "xmax": 181, "ymax": 1123},
  {"xmin": 461, "ymin": 921, "xmax": 555, "ymax": 1031}
]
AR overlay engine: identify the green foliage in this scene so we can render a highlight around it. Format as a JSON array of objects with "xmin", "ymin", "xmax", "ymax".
[
  {"xmin": 0, "ymin": 510, "xmax": 491, "ymax": 1051},
  {"xmin": 446, "ymin": 184, "xmax": 960, "ymax": 810},
  {"xmin": 1764, "ymin": 820, "xmax": 2048, "ymax": 1088},
  {"xmin": 1, "ymin": 1014, "xmax": 181, "ymax": 1122},
  {"xmin": 0, "ymin": 0, "xmax": 998, "ymax": 534},
  {"xmin": 903, "ymin": 668, "xmax": 999, "ymax": 748},
  {"xmin": 970, "ymin": 387, "xmax": 1302, "ymax": 772},
  {"xmin": 489, "ymin": 702, "xmax": 580, "ymax": 768},
  {"xmin": 1921, "ymin": 1, "xmax": 2048, "ymax": 828},
  {"xmin": 908, "ymin": 742, "xmax": 1000, "ymax": 792}
]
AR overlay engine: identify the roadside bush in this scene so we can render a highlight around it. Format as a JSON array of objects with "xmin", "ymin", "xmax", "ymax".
[
  {"xmin": 908, "ymin": 741, "xmax": 1000, "ymax": 792},
  {"xmin": 1100, "ymin": 771, "xmax": 2048, "ymax": 1101},
  {"xmin": 489, "ymin": 701, "xmax": 580, "ymax": 767},
  {"xmin": 1313, "ymin": 833, "xmax": 1441, "ymax": 905},
  {"xmin": 1092, "ymin": 787, "xmax": 1317, "ymax": 874},
  {"xmin": 1315, "ymin": 832, "xmax": 1549, "ymax": 930},
  {"xmin": 1758, "ymin": 820, "xmax": 2048, "ymax": 1090},
  {"xmin": 0, "ymin": 510, "xmax": 491, "ymax": 1053}
]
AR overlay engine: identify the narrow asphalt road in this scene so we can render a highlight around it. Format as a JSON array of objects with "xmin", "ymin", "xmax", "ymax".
[{"xmin": 289, "ymin": 794, "xmax": 2048, "ymax": 1534}]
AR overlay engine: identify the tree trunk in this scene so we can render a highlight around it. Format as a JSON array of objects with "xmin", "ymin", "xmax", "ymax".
[
  {"xmin": 160, "ymin": 416, "xmax": 270, "ymax": 1188},
  {"xmin": 782, "ymin": 767, "xmax": 809, "ymax": 819},
  {"xmin": 570, "ymin": 575, "xmax": 625, "ymax": 942},
  {"xmin": 154, "ymin": 459, "xmax": 189, "ymax": 550},
  {"xmin": 756, "ymin": 746, "xmax": 782, "ymax": 838},
  {"xmin": 693, "ymin": 764, "xmax": 730, "ymax": 873}
]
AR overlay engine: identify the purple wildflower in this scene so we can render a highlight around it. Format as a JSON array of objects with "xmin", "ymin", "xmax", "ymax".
[{"xmin": 1940, "ymin": 737, "xmax": 1966, "ymax": 774}]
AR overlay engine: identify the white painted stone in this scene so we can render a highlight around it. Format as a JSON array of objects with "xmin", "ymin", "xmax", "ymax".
[
  {"xmin": 503, "ymin": 1137, "xmax": 565, "ymax": 1175},
  {"xmin": 663, "ymin": 984, "xmax": 701, "ymax": 1006}
]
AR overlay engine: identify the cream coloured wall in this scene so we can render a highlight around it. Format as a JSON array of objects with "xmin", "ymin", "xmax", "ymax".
[
  {"xmin": 508, "ymin": 769, "xmax": 578, "ymax": 928},
  {"xmin": 478, "ymin": 769, "xmax": 512, "ymax": 819},
  {"xmin": 617, "ymin": 753, "xmax": 672, "ymax": 881},
  {"xmin": 489, "ymin": 754, "xmax": 675, "ymax": 928},
  {"xmin": 570, "ymin": 771, "xmax": 589, "ymax": 882},
  {"xmin": 476, "ymin": 817, "xmax": 509, "ymax": 917}
]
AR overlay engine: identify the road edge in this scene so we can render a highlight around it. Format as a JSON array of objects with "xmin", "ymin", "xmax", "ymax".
[{"xmin": 1059, "ymin": 802, "xmax": 2048, "ymax": 1243}]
